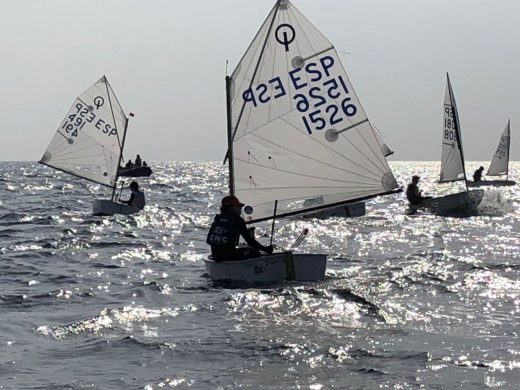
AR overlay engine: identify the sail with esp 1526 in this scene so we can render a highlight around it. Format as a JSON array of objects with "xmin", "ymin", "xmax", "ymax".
[
  {"xmin": 227, "ymin": 0, "xmax": 399, "ymax": 223},
  {"xmin": 39, "ymin": 76, "xmax": 127, "ymax": 188}
]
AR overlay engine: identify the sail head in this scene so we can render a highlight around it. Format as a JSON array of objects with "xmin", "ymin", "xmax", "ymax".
[
  {"xmin": 228, "ymin": 0, "xmax": 399, "ymax": 222},
  {"xmin": 39, "ymin": 77, "xmax": 127, "ymax": 187}
]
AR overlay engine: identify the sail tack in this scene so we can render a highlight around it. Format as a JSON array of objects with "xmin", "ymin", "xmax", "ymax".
[
  {"xmin": 439, "ymin": 74, "xmax": 465, "ymax": 183},
  {"xmin": 228, "ymin": 0, "xmax": 398, "ymax": 222},
  {"xmin": 40, "ymin": 76, "xmax": 127, "ymax": 187},
  {"xmin": 487, "ymin": 120, "xmax": 510, "ymax": 176}
]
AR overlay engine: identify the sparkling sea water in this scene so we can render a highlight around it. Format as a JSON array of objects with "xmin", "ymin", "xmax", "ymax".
[{"xmin": 1, "ymin": 161, "xmax": 519, "ymax": 389}]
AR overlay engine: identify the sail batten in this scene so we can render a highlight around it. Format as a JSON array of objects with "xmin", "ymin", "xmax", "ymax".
[
  {"xmin": 487, "ymin": 120, "xmax": 510, "ymax": 176},
  {"xmin": 228, "ymin": 0, "xmax": 399, "ymax": 222},
  {"xmin": 39, "ymin": 77, "xmax": 128, "ymax": 188}
]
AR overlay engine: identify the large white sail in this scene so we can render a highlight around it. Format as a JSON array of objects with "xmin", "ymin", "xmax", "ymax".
[
  {"xmin": 439, "ymin": 74, "xmax": 466, "ymax": 183},
  {"xmin": 40, "ymin": 76, "xmax": 127, "ymax": 187},
  {"xmin": 487, "ymin": 120, "xmax": 510, "ymax": 176},
  {"xmin": 228, "ymin": 0, "xmax": 398, "ymax": 222}
]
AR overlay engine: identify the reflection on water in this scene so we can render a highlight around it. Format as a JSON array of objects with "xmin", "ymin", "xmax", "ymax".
[{"xmin": 0, "ymin": 161, "xmax": 519, "ymax": 389}]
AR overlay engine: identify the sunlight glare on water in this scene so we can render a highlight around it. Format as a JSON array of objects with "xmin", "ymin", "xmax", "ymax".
[{"xmin": 0, "ymin": 161, "xmax": 519, "ymax": 388}]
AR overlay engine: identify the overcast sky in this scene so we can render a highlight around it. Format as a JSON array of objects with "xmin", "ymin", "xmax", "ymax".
[{"xmin": 1, "ymin": 0, "xmax": 519, "ymax": 162}]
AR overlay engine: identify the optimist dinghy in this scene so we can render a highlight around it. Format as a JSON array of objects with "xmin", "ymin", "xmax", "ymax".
[
  {"xmin": 410, "ymin": 74, "xmax": 483, "ymax": 215},
  {"xmin": 467, "ymin": 120, "xmax": 516, "ymax": 187},
  {"xmin": 204, "ymin": 0, "xmax": 401, "ymax": 283},
  {"xmin": 39, "ymin": 76, "xmax": 140, "ymax": 216}
]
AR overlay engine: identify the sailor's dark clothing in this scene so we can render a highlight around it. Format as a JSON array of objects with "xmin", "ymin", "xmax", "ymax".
[{"xmin": 207, "ymin": 212, "xmax": 267, "ymax": 262}]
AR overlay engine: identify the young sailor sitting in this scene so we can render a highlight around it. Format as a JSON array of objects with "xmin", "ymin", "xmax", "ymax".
[
  {"xmin": 207, "ymin": 195, "xmax": 273, "ymax": 262},
  {"xmin": 473, "ymin": 166, "xmax": 484, "ymax": 182},
  {"xmin": 406, "ymin": 175, "xmax": 431, "ymax": 205},
  {"xmin": 122, "ymin": 181, "xmax": 145, "ymax": 210}
]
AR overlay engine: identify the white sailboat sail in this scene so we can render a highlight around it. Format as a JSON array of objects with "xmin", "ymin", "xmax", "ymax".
[
  {"xmin": 39, "ymin": 76, "xmax": 127, "ymax": 187},
  {"xmin": 228, "ymin": 0, "xmax": 399, "ymax": 223},
  {"xmin": 487, "ymin": 120, "xmax": 510, "ymax": 176},
  {"xmin": 439, "ymin": 73, "xmax": 466, "ymax": 183},
  {"xmin": 373, "ymin": 125, "xmax": 394, "ymax": 157}
]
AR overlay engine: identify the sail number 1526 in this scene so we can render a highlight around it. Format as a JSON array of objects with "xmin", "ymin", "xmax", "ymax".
[{"xmin": 295, "ymin": 75, "xmax": 357, "ymax": 135}]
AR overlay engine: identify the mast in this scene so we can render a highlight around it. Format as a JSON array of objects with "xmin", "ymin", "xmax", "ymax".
[
  {"xmin": 112, "ymin": 116, "xmax": 129, "ymax": 201},
  {"xmin": 223, "ymin": 0, "xmax": 282, "ymax": 165},
  {"xmin": 102, "ymin": 77, "xmax": 129, "ymax": 201},
  {"xmin": 506, "ymin": 119, "xmax": 511, "ymax": 180},
  {"xmin": 225, "ymin": 75, "xmax": 235, "ymax": 195},
  {"xmin": 447, "ymin": 73, "xmax": 468, "ymax": 192}
]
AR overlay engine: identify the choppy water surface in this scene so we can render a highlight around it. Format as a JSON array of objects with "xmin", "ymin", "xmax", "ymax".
[{"xmin": 1, "ymin": 161, "xmax": 519, "ymax": 389}]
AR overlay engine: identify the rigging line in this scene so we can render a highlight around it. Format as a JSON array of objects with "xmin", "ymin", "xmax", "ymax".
[
  {"xmin": 279, "ymin": 116, "xmax": 386, "ymax": 179},
  {"xmin": 235, "ymin": 156, "xmax": 377, "ymax": 185},
  {"xmin": 231, "ymin": 1, "xmax": 282, "ymax": 143},
  {"xmin": 249, "ymin": 131, "xmax": 382, "ymax": 183}
]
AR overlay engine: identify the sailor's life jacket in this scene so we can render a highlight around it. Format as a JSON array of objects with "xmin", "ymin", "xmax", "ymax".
[
  {"xmin": 129, "ymin": 190, "xmax": 146, "ymax": 210},
  {"xmin": 206, "ymin": 214, "xmax": 239, "ymax": 247}
]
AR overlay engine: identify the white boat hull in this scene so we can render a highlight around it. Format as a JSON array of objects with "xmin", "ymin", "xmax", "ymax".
[
  {"xmin": 467, "ymin": 180, "xmax": 516, "ymax": 187},
  {"xmin": 303, "ymin": 202, "xmax": 366, "ymax": 218},
  {"xmin": 204, "ymin": 252, "xmax": 327, "ymax": 283},
  {"xmin": 92, "ymin": 199, "xmax": 140, "ymax": 216},
  {"xmin": 410, "ymin": 190, "xmax": 484, "ymax": 215}
]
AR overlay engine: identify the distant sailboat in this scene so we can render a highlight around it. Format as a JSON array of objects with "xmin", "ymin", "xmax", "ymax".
[
  {"xmin": 39, "ymin": 76, "xmax": 140, "ymax": 216},
  {"xmin": 413, "ymin": 73, "xmax": 484, "ymax": 214},
  {"xmin": 204, "ymin": 0, "xmax": 401, "ymax": 282},
  {"xmin": 468, "ymin": 120, "xmax": 516, "ymax": 187}
]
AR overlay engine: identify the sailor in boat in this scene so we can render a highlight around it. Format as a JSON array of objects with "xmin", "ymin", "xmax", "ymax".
[
  {"xmin": 406, "ymin": 175, "xmax": 431, "ymax": 206},
  {"xmin": 134, "ymin": 154, "xmax": 142, "ymax": 167},
  {"xmin": 122, "ymin": 181, "xmax": 146, "ymax": 211},
  {"xmin": 124, "ymin": 159, "xmax": 134, "ymax": 169},
  {"xmin": 473, "ymin": 166, "xmax": 484, "ymax": 182},
  {"xmin": 207, "ymin": 195, "xmax": 273, "ymax": 262},
  {"xmin": 143, "ymin": 161, "xmax": 148, "ymax": 167}
]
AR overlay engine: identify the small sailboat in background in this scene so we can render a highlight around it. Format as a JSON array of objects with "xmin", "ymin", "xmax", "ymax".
[
  {"xmin": 413, "ymin": 73, "xmax": 484, "ymax": 215},
  {"xmin": 39, "ymin": 76, "xmax": 140, "ymax": 216},
  {"xmin": 204, "ymin": 0, "xmax": 401, "ymax": 283},
  {"xmin": 468, "ymin": 119, "xmax": 516, "ymax": 187}
]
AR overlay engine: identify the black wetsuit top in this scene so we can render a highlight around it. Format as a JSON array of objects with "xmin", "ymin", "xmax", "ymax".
[
  {"xmin": 406, "ymin": 183, "xmax": 422, "ymax": 205},
  {"xmin": 473, "ymin": 169, "xmax": 483, "ymax": 182},
  {"xmin": 207, "ymin": 212, "xmax": 267, "ymax": 261}
]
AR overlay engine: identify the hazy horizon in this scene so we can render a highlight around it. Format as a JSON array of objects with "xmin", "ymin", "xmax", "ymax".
[{"xmin": 1, "ymin": 0, "xmax": 519, "ymax": 162}]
